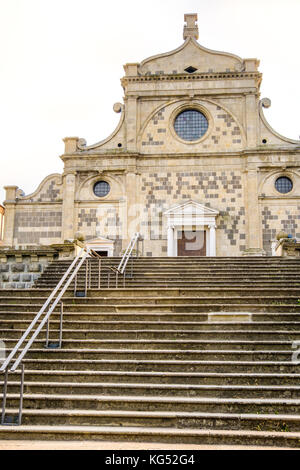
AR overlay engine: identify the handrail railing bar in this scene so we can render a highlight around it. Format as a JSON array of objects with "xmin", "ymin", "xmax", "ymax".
[
  {"xmin": 117, "ymin": 240, "xmax": 132, "ymax": 273},
  {"xmin": 8, "ymin": 252, "xmax": 89, "ymax": 372},
  {"xmin": 0, "ymin": 247, "xmax": 86, "ymax": 373},
  {"xmin": 44, "ymin": 301, "xmax": 63, "ymax": 349},
  {"xmin": 45, "ymin": 315, "xmax": 50, "ymax": 348},
  {"xmin": 118, "ymin": 233, "xmax": 140, "ymax": 275},
  {"xmin": 117, "ymin": 234, "xmax": 137, "ymax": 273}
]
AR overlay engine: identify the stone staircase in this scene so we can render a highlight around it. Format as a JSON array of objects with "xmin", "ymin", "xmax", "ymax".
[{"xmin": 1, "ymin": 257, "xmax": 300, "ymax": 447}]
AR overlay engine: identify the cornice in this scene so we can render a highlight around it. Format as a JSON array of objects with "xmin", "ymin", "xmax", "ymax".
[
  {"xmin": 61, "ymin": 146, "xmax": 300, "ymax": 162},
  {"xmin": 121, "ymin": 71, "xmax": 262, "ymax": 85}
]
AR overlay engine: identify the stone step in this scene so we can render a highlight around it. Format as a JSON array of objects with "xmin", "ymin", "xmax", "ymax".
[
  {"xmin": 1, "ymin": 304, "xmax": 300, "ymax": 315},
  {"xmin": 4, "ymin": 284, "xmax": 300, "ymax": 297},
  {"xmin": 1, "ymin": 338, "xmax": 297, "ymax": 351},
  {"xmin": 2, "ymin": 328, "xmax": 300, "ymax": 341},
  {"xmin": 2, "ymin": 320, "xmax": 300, "ymax": 331},
  {"xmin": 2, "ymin": 381, "xmax": 300, "ymax": 399},
  {"xmin": 2, "ymin": 288, "xmax": 300, "ymax": 299},
  {"xmin": 7, "ymin": 370, "xmax": 300, "ymax": 386},
  {"xmin": 3, "ymin": 409, "xmax": 300, "ymax": 433},
  {"xmin": 36, "ymin": 271, "xmax": 300, "ymax": 279},
  {"xmin": 0, "ymin": 424, "xmax": 299, "ymax": 447},
  {"xmin": 2, "ymin": 347, "xmax": 295, "ymax": 361},
  {"xmin": 17, "ymin": 358, "xmax": 300, "ymax": 373},
  {"xmin": 1, "ymin": 312, "xmax": 300, "ymax": 321},
  {"xmin": 1, "ymin": 297, "xmax": 299, "ymax": 308},
  {"xmin": 41, "ymin": 259, "xmax": 300, "ymax": 266},
  {"xmin": 2, "ymin": 393, "xmax": 300, "ymax": 414}
]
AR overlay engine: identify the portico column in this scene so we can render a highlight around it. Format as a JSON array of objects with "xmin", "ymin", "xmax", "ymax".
[
  {"xmin": 167, "ymin": 225, "xmax": 175, "ymax": 256},
  {"xmin": 209, "ymin": 224, "xmax": 216, "ymax": 256}
]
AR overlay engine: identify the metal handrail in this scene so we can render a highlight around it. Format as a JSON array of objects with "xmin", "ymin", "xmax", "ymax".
[
  {"xmin": 0, "ymin": 245, "xmax": 101, "ymax": 425},
  {"xmin": 108, "ymin": 233, "xmax": 142, "ymax": 287},
  {"xmin": 117, "ymin": 232, "xmax": 141, "ymax": 274}
]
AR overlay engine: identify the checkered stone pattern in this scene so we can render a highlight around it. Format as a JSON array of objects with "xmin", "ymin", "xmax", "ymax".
[
  {"xmin": 140, "ymin": 171, "xmax": 246, "ymax": 255},
  {"xmin": 103, "ymin": 208, "xmax": 122, "ymax": 241},
  {"xmin": 78, "ymin": 207, "xmax": 122, "ymax": 242},
  {"xmin": 262, "ymin": 205, "xmax": 300, "ymax": 254},
  {"xmin": 34, "ymin": 179, "xmax": 62, "ymax": 202},
  {"xmin": 213, "ymin": 106, "xmax": 242, "ymax": 145},
  {"xmin": 78, "ymin": 209, "xmax": 98, "ymax": 238},
  {"xmin": 13, "ymin": 211, "xmax": 62, "ymax": 244},
  {"xmin": 140, "ymin": 102, "xmax": 243, "ymax": 152},
  {"xmin": 142, "ymin": 108, "xmax": 166, "ymax": 147}
]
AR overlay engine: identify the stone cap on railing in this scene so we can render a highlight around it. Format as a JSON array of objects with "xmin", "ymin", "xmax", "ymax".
[
  {"xmin": 0, "ymin": 242, "xmax": 77, "ymax": 263},
  {"xmin": 274, "ymin": 237, "xmax": 300, "ymax": 257}
]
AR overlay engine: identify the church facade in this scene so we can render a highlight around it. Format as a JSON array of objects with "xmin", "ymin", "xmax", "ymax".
[{"xmin": 3, "ymin": 14, "xmax": 300, "ymax": 257}]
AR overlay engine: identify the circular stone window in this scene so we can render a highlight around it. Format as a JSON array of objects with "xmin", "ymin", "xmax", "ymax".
[
  {"xmin": 275, "ymin": 176, "xmax": 293, "ymax": 194},
  {"xmin": 93, "ymin": 181, "xmax": 110, "ymax": 197},
  {"xmin": 174, "ymin": 109, "xmax": 208, "ymax": 141}
]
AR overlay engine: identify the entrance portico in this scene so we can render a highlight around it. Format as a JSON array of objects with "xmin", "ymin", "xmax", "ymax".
[{"xmin": 164, "ymin": 201, "xmax": 219, "ymax": 257}]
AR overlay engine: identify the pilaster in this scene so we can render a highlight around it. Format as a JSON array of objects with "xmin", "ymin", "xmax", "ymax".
[{"xmin": 61, "ymin": 173, "xmax": 76, "ymax": 241}]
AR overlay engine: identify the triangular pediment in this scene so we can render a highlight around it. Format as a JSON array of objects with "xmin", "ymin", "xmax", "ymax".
[
  {"xmin": 164, "ymin": 200, "xmax": 219, "ymax": 217},
  {"xmin": 85, "ymin": 237, "xmax": 114, "ymax": 245}
]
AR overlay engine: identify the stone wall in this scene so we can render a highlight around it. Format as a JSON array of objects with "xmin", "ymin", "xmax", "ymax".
[
  {"xmin": 140, "ymin": 169, "xmax": 246, "ymax": 256},
  {"xmin": 0, "ymin": 244, "xmax": 76, "ymax": 289},
  {"xmin": 261, "ymin": 204, "xmax": 300, "ymax": 255},
  {"xmin": 0, "ymin": 259, "xmax": 46, "ymax": 289}
]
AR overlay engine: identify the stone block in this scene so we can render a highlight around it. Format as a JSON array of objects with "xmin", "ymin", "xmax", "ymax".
[
  {"xmin": 1, "ymin": 274, "xmax": 9, "ymax": 282},
  {"xmin": 11, "ymin": 263, "xmax": 25, "ymax": 272},
  {"xmin": 12, "ymin": 274, "xmax": 20, "ymax": 281},
  {"xmin": 0, "ymin": 264, "xmax": 9, "ymax": 272},
  {"xmin": 28, "ymin": 263, "xmax": 42, "ymax": 272},
  {"xmin": 16, "ymin": 283, "xmax": 25, "ymax": 289},
  {"xmin": 22, "ymin": 274, "xmax": 32, "ymax": 282}
]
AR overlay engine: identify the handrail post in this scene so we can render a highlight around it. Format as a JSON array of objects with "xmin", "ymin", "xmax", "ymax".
[
  {"xmin": 59, "ymin": 302, "xmax": 63, "ymax": 349},
  {"xmin": 98, "ymin": 258, "xmax": 101, "ymax": 289},
  {"xmin": 74, "ymin": 272, "xmax": 78, "ymax": 296},
  {"xmin": 45, "ymin": 313, "xmax": 50, "ymax": 348},
  {"xmin": 89, "ymin": 258, "xmax": 92, "ymax": 289},
  {"xmin": 1, "ymin": 366, "xmax": 9, "ymax": 425},
  {"xmin": 1, "ymin": 364, "xmax": 25, "ymax": 426},
  {"xmin": 85, "ymin": 259, "xmax": 88, "ymax": 297},
  {"xmin": 18, "ymin": 364, "xmax": 25, "ymax": 425}
]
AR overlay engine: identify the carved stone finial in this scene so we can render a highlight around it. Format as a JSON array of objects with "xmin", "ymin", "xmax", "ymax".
[{"xmin": 183, "ymin": 13, "xmax": 199, "ymax": 40}]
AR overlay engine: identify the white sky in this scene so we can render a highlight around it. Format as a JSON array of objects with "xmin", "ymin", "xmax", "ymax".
[{"xmin": 0, "ymin": 0, "xmax": 299, "ymax": 205}]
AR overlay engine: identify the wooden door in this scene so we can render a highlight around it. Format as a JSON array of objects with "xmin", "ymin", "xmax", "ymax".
[{"xmin": 177, "ymin": 230, "xmax": 206, "ymax": 256}]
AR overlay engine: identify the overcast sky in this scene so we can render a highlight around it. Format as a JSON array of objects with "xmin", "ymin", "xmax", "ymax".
[{"xmin": 0, "ymin": 0, "xmax": 299, "ymax": 205}]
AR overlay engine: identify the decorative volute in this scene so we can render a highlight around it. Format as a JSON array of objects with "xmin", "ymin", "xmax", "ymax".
[{"xmin": 183, "ymin": 13, "xmax": 199, "ymax": 40}]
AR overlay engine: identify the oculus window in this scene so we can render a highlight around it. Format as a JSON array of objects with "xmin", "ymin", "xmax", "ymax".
[
  {"xmin": 93, "ymin": 181, "xmax": 110, "ymax": 197},
  {"xmin": 275, "ymin": 177, "xmax": 293, "ymax": 194},
  {"xmin": 174, "ymin": 109, "xmax": 208, "ymax": 141}
]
